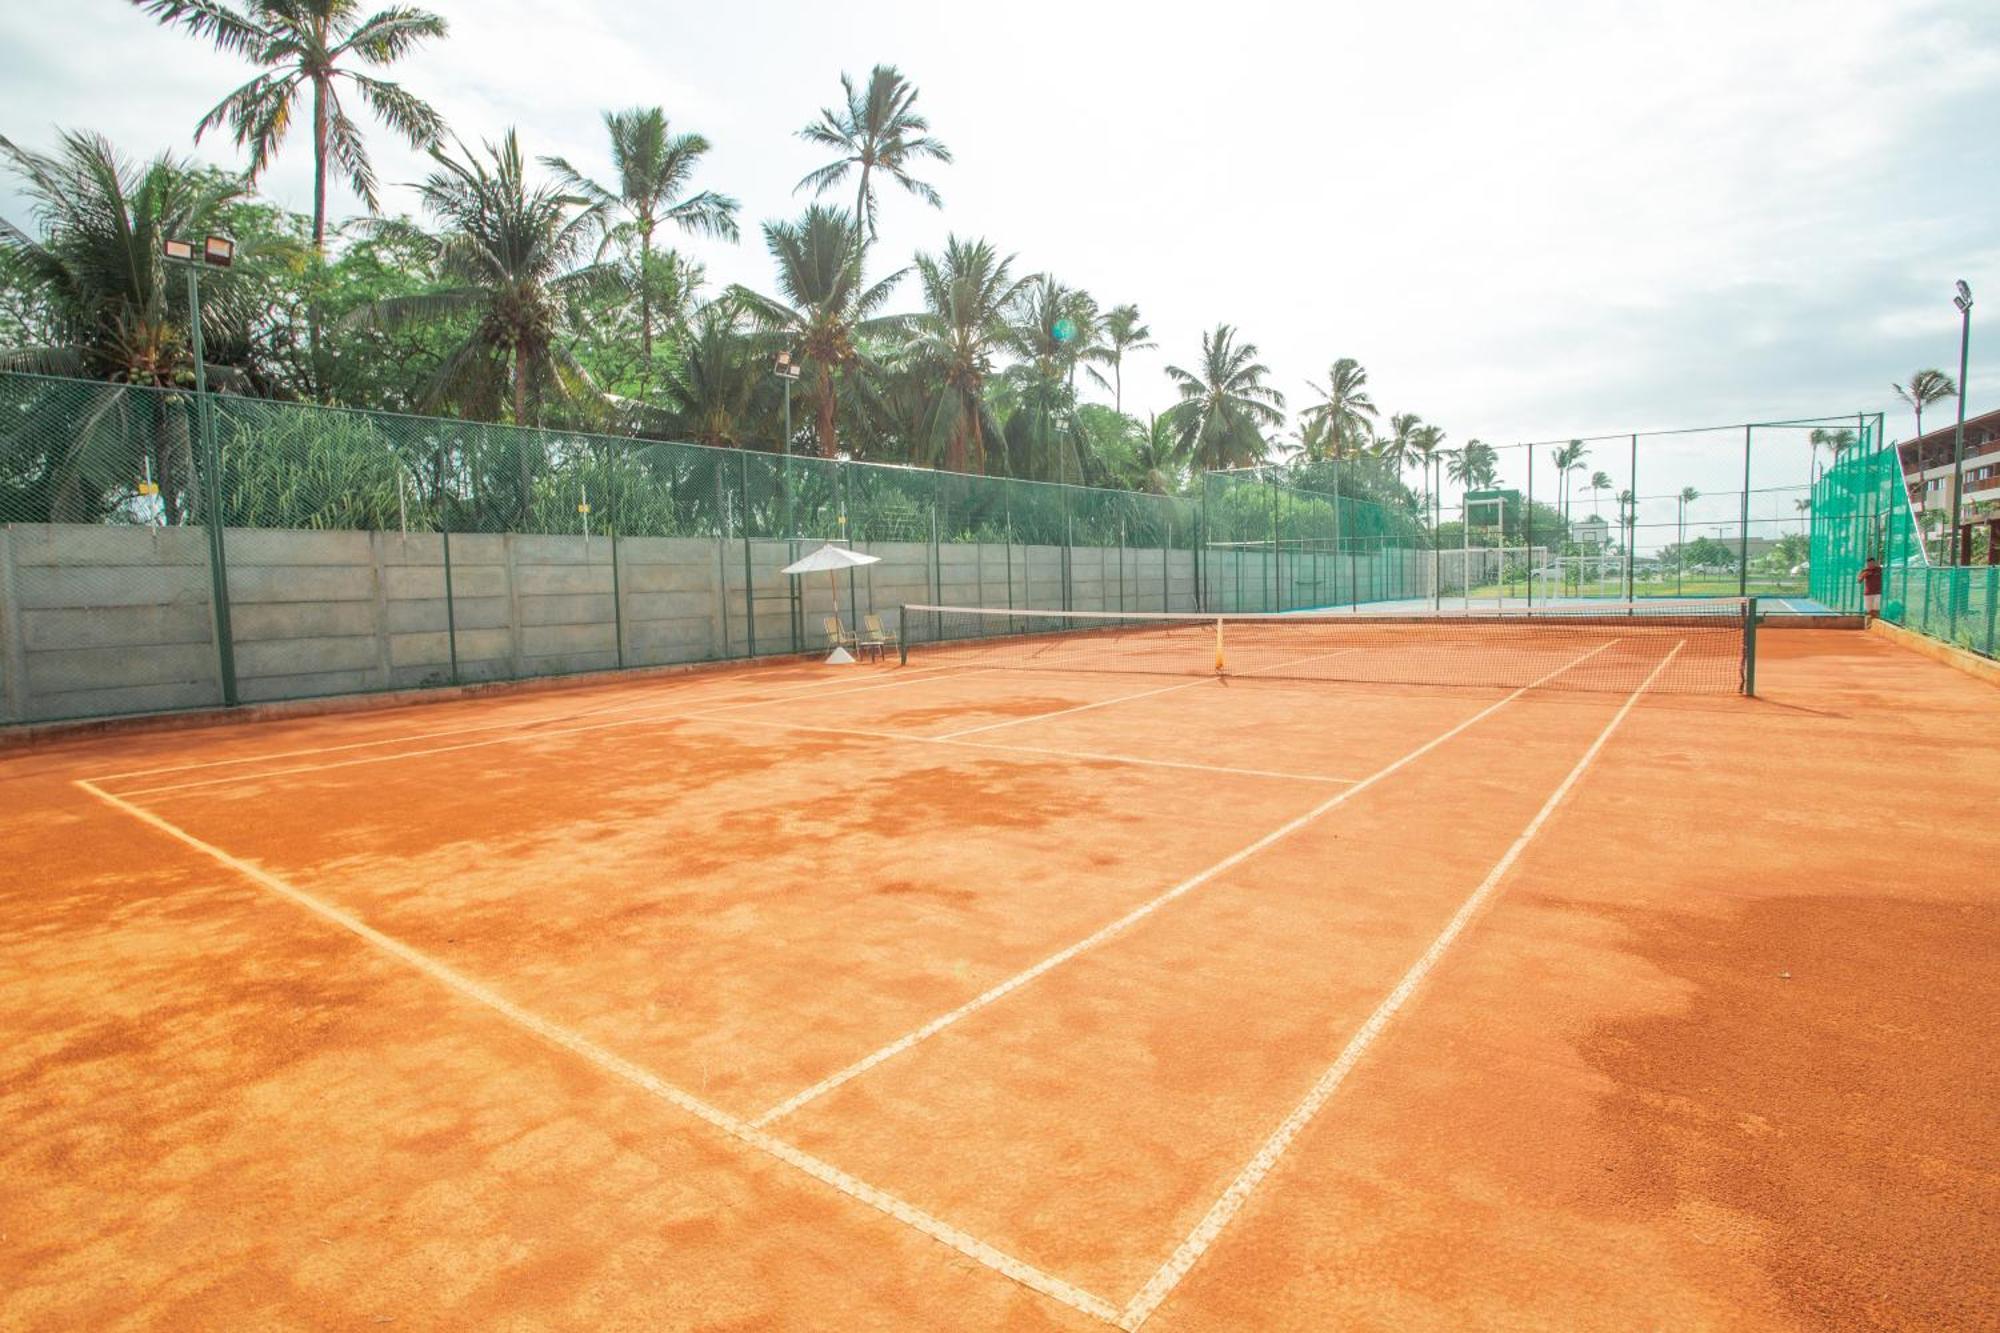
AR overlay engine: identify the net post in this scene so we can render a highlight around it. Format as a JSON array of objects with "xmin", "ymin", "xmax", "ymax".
[
  {"xmin": 899, "ymin": 604, "xmax": 910, "ymax": 666},
  {"xmin": 1742, "ymin": 595, "xmax": 1759, "ymax": 697}
]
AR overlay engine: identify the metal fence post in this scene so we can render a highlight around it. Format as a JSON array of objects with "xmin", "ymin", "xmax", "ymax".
[
  {"xmin": 1739, "ymin": 425, "xmax": 1752, "ymax": 597},
  {"xmin": 1626, "ymin": 433, "xmax": 1638, "ymax": 601},
  {"xmin": 440, "ymin": 519, "xmax": 460, "ymax": 685},
  {"xmin": 740, "ymin": 450, "xmax": 756, "ymax": 657}
]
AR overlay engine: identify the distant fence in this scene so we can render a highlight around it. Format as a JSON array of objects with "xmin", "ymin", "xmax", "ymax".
[{"xmin": 0, "ymin": 371, "xmax": 1431, "ymax": 724}]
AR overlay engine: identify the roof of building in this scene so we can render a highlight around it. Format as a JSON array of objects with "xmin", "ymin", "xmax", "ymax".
[{"xmin": 1896, "ymin": 405, "xmax": 2000, "ymax": 472}]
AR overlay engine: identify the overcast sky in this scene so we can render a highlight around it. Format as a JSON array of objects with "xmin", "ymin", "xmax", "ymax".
[{"xmin": 3, "ymin": 0, "xmax": 1997, "ymax": 512}]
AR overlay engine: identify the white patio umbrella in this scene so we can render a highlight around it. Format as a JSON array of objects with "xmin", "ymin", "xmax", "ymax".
[{"xmin": 779, "ymin": 543, "xmax": 882, "ymax": 663}]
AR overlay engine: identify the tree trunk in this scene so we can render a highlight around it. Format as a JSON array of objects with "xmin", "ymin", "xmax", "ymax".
[
  {"xmin": 638, "ymin": 220, "xmax": 654, "ymax": 378},
  {"xmin": 514, "ymin": 357, "xmax": 531, "ymax": 525},
  {"xmin": 816, "ymin": 366, "xmax": 837, "ymax": 457},
  {"xmin": 311, "ymin": 79, "xmax": 329, "ymax": 251}
]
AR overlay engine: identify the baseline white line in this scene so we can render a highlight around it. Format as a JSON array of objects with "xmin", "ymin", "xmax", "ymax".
[
  {"xmin": 72, "ymin": 778, "xmax": 1122, "ymax": 1327},
  {"xmin": 88, "ymin": 662, "xmax": 972, "ymax": 784},
  {"xmin": 1116, "ymin": 642, "xmax": 1682, "ymax": 1330},
  {"xmin": 683, "ymin": 711, "xmax": 1358, "ymax": 786},
  {"xmin": 750, "ymin": 640, "xmax": 1619, "ymax": 1128},
  {"xmin": 110, "ymin": 668, "xmax": 988, "ymax": 799}
]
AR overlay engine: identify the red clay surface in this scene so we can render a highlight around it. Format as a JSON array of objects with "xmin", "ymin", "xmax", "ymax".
[{"xmin": 2, "ymin": 629, "xmax": 1995, "ymax": 1330}]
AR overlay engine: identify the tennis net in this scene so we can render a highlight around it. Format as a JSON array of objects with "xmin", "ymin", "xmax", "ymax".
[{"xmin": 898, "ymin": 601, "xmax": 1757, "ymax": 695}]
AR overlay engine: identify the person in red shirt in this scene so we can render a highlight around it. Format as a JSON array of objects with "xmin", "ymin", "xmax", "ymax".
[{"xmin": 1858, "ymin": 555, "xmax": 1883, "ymax": 617}]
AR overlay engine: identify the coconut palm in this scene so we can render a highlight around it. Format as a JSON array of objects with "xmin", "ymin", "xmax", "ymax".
[
  {"xmin": 1085, "ymin": 303, "xmax": 1154, "ymax": 416},
  {"xmin": 1300, "ymin": 357, "xmax": 1379, "ymax": 465},
  {"xmin": 350, "ymin": 130, "xmax": 616, "ymax": 436},
  {"xmin": 1448, "ymin": 439, "xmax": 1499, "ymax": 491},
  {"xmin": 1676, "ymin": 485, "xmax": 1699, "ymax": 592},
  {"xmin": 1162, "ymin": 324, "xmax": 1286, "ymax": 472},
  {"xmin": 0, "ymin": 131, "xmax": 286, "ymax": 521},
  {"xmin": 1892, "ymin": 370, "xmax": 1957, "ymax": 446},
  {"xmin": 541, "ymin": 107, "xmax": 739, "ymax": 381},
  {"xmin": 129, "ymin": 0, "xmax": 448, "ymax": 251},
  {"xmin": 0, "ymin": 130, "xmax": 272, "ymax": 385},
  {"xmin": 795, "ymin": 65, "xmax": 951, "ymax": 245},
  {"xmin": 1410, "ymin": 423, "xmax": 1448, "ymax": 535},
  {"xmin": 730, "ymin": 205, "xmax": 908, "ymax": 458},
  {"xmin": 1127, "ymin": 413, "xmax": 1186, "ymax": 495},
  {"xmin": 1376, "ymin": 411, "xmax": 1422, "ymax": 484},
  {"xmin": 1548, "ymin": 439, "xmax": 1589, "ymax": 526},
  {"xmin": 1001, "ymin": 276, "xmax": 1100, "ymax": 482},
  {"xmin": 1808, "ymin": 426, "xmax": 1857, "ymax": 479},
  {"xmin": 1588, "ymin": 469, "xmax": 1612, "ymax": 517},
  {"xmin": 654, "ymin": 298, "xmax": 773, "ymax": 448},
  {"xmin": 900, "ymin": 235, "xmax": 1030, "ymax": 472}
]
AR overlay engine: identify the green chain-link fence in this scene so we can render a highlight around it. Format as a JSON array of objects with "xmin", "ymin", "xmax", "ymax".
[
  {"xmin": 0, "ymin": 370, "xmax": 1327, "ymax": 724},
  {"xmin": 1810, "ymin": 414, "xmax": 1998, "ymax": 658}
]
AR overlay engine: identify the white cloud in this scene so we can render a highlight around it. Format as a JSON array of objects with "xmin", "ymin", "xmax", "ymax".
[{"xmin": 3, "ymin": 0, "xmax": 1997, "ymax": 504}]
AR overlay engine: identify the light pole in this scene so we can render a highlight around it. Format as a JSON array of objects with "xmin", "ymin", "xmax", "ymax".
[
  {"xmin": 1948, "ymin": 280, "xmax": 1974, "ymax": 564},
  {"xmin": 774, "ymin": 349, "xmax": 801, "ymax": 539},
  {"xmin": 164, "ymin": 233, "xmax": 238, "ymax": 704}
]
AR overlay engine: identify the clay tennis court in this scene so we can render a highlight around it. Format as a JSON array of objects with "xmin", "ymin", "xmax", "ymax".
[{"xmin": 3, "ymin": 617, "xmax": 1996, "ymax": 1329}]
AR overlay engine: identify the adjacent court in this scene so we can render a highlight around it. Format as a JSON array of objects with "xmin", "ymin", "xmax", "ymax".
[{"xmin": 2, "ymin": 613, "xmax": 1996, "ymax": 1330}]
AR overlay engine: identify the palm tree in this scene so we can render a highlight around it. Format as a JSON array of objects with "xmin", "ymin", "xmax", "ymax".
[
  {"xmin": 1807, "ymin": 426, "xmax": 1858, "ymax": 480},
  {"xmin": 795, "ymin": 65, "xmax": 951, "ymax": 245},
  {"xmin": 0, "ymin": 130, "xmax": 269, "ymax": 385},
  {"xmin": 351, "ymin": 131, "xmax": 614, "ymax": 436},
  {"xmin": 1162, "ymin": 324, "xmax": 1286, "ymax": 472},
  {"xmin": 1128, "ymin": 413, "xmax": 1186, "ymax": 495},
  {"xmin": 730, "ymin": 206, "xmax": 908, "ymax": 458},
  {"xmin": 1301, "ymin": 357, "xmax": 1379, "ymax": 462},
  {"xmin": 0, "ymin": 131, "xmax": 281, "ymax": 522},
  {"xmin": 1086, "ymin": 303, "xmax": 1154, "ymax": 416},
  {"xmin": 1410, "ymin": 423, "xmax": 1448, "ymax": 539},
  {"xmin": 1893, "ymin": 369, "xmax": 1958, "ymax": 447},
  {"xmin": 1548, "ymin": 439, "xmax": 1589, "ymax": 529},
  {"xmin": 654, "ymin": 298, "xmax": 772, "ymax": 448},
  {"xmin": 901, "ymin": 235, "xmax": 1029, "ymax": 472},
  {"xmin": 1676, "ymin": 485, "xmax": 1699, "ymax": 593},
  {"xmin": 1001, "ymin": 276, "xmax": 1100, "ymax": 482},
  {"xmin": 1449, "ymin": 440, "xmax": 1499, "ymax": 491},
  {"xmin": 130, "ymin": 0, "xmax": 448, "ymax": 251},
  {"xmin": 1588, "ymin": 469, "xmax": 1612, "ymax": 517},
  {"xmin": 1377, "ymin": 411, "xmax": 1422, "ymax": 482},
  {"xmin": 541, "ymin": 107, "xmax": 739, "ymax": 382}
]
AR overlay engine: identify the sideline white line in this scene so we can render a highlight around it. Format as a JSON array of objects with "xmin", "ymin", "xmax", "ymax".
[
  {"xmin": 750, "ymin": 641, "xmax": 1618, "ymax": 1128},
  {"xmin": 72, "ymin": 778, "xmax": 1122, "ymax": 1327},
  {"xmin": 110, "ymin": 668, "xmax": 987, "ymax": 799},
  {"xmin": 1115, "ymin": 642, "xmax": 1683, "ymax": 1330}
]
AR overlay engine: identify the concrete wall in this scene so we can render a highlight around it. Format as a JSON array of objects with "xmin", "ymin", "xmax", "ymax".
[{"xmin": 0, "ymin": 523, "xmax": 1216, "ymax": 726}]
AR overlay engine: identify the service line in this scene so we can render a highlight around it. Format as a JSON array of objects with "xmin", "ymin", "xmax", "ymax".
[
  {"xmin": 750, "ymin": 640, "xmax": 1617, "ymax": 1128},
  {"xmin": 1115, "ymin": 642, "xmax": 1682, "ymax": 1329}
]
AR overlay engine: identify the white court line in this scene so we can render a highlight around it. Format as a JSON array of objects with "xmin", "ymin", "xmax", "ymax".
[
  {"xmin": 930, "ymin": 644, "xmax": 1372, "ymax": 743},
  {"xmin": 684, "ymin": 711, "xmax": 1360, "ymax": 786},
  {"xmin": 932, "ymin": 678, "xmax": 1211, "ymax": 741},
  {"xmin": 88, "ymin": 662, "xmax": 972, "ymax": 784},
  {"xmin": 111, "ymin": 668, "xmax": 993, "ymax": 800},
  {"xmin": 750, "ymin": 640, "xmax": 1618, "ymax": 1128},
  {"xmin": 1114, "ymin": 642, "xmax": 1682, "ymax": 1330},
  {"xmin": 72, "ymin": 778, "xmax": 1122, "ymax": 1327}
]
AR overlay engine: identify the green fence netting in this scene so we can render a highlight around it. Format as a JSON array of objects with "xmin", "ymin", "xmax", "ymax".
[
  {"xmin": 1810, "ymin": 418, "xmax": 1998, "ymax": 658},
  {"xmin": 0, "ymin": 370, "xmax": 1234, "ymax": 723}
]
